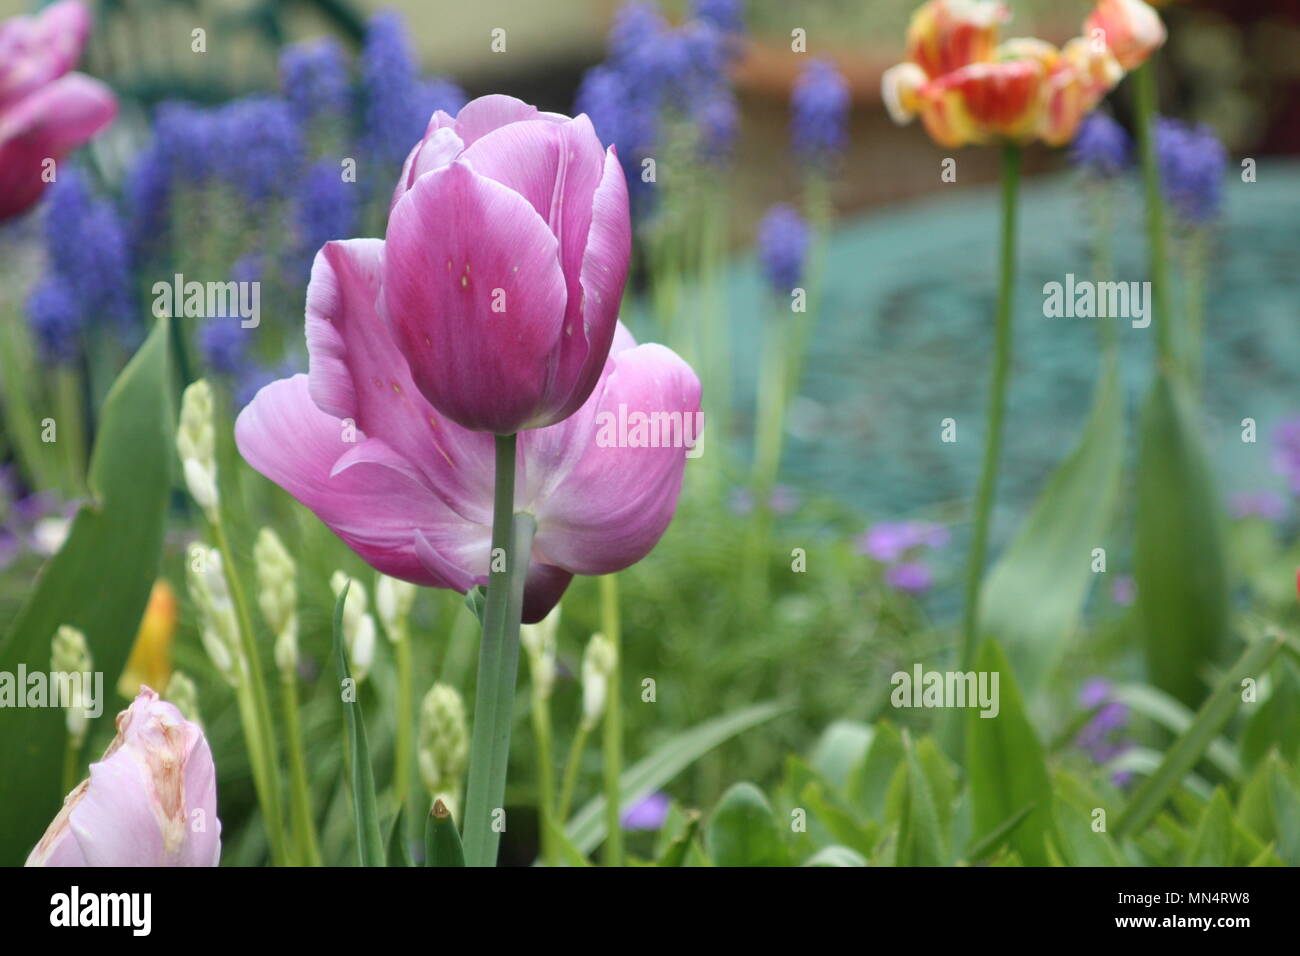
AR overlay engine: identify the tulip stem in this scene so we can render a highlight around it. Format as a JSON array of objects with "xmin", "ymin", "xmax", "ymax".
[
  {"xmin": 530, "ymin": 687, "xmax": 556, "ymax": 865},
  {"xmin": 393, "ymin": 619, "xmax": 414, "ymax": 809},
  {"xmin": 212, "ymin": 516, "xmax": 289, "ymax": 866},
  {"xmin": 1134, "ymin": 57, "xmax": 1173, "ymax": 367},
  {"xmin": 462, "ymin": 434, "xmax": 534, "ymax": 867},
  {"xmin": 959, "ymin": 143, "xmax": 1021, "ymax": 674},
  {"xmin": 281, "ymin": 672, "xmax": 322, "ymax": 866},
  {"xmin": 61, "ymin": 735, "xmax": 81, "ymax": 796},
  {"xmin": 600, "ymin": 573, "xmax": 624, "ymax": 867},
  {"xmin": 556, "ymin": 722, "xmax": 591, "ymax": 827}
]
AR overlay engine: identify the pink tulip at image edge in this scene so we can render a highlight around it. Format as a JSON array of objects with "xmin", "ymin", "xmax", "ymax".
[
  {"xmin": 26, "ymin": 688, "xmax": 222, "ymax": 867},
  {"xmin": 0, "ymin": 0, "xmax": 117, "ymax": 222}
]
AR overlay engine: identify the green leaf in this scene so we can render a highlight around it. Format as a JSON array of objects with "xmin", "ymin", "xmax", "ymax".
[
  {"xmin": 654, "ymin": 810, "xmax": 701, "ymax": 868},
  {"xmin": 965, "ymin": 639, "xmax": 1053, "ymax": 866},
  {"xmin": 803, "ymin": 845, "xmax": 867, "ymax": 867},
  {"xmin": 807, "ymin": 720, "xmax": 873, "ymax": 792},
  {"xmin": 897, "ymin": 730, "xmax": 949, "ymax": 866},
  {"xmin": 1114, "ymin": 632, "xmax": 1287, "ymax": 839},
  {"xmin": 704, "ymin": 783, "xmax": 789, "ymax": 867},
  {"xmin": 1184, "ymin": 788, "xmax": 1234, "ymax": 866},
  {"xmin": 1268, "ymin": 761, "xmax": 1300, "ymax": 866},
  {"xmin": 1134, "ymin": 371, "xmax": 1229, "ymax": 706},
  {"xmin": 845, "ymin": 720, "xmax": 903, "ymax": 822},
  {"xmin": 562, "ymin": 700, "xmax": 789, "ymax": 856},
  {"xmin": 798, "ymin": 780, "xmax": 878, "ymax": 857},
  {"xmin": 0, "ymin": 319, "xmax": 173, "ymax": 866},
  {"xmin": 965, "ymin": 803, "xmax": 1037, "ymax": 865},
  {"xmin": 1111, "ymin": 683, "xmax": 1241, "ymax": 778},
  {"xmin": 978, "ymin": 359, "xmax": 1123, "ymax": 688},
  {"xmin": 1240, "ymin": 660, "xmax": 1300, "ymax": 767},
  {"xmin": 387, "ymin": 807, "xmax": 413, "ymax": 867},
  {"xmin": 333, "ymin": 583, "xmax": 384, "ymax": 867},
  {"xmin": 543, "ymin": 816, "xmax": 591, "ymax": 867},
  {"xmin": 425, "ymin": 798, "xmax": 466, "ymax": 867}
]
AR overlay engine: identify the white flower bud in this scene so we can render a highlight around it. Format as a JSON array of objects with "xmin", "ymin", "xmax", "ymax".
[
  {"xmin": 374, "ymin": 573, "xmax": 417, "ymax": 643},
  {"xmin": 331, "ymin": 571, "xmax": 376, "ymax": 683},
  {"xmin": 418, "ymin": 683, "xmax": 469, "ymax": 796},
  {"xmin": 177, "ymin": 380, "xmax": 219, "ymax": 518},
  {"xmin": 581, "ymin": 632, "xmax": 616, "ymax": 730},
  {"xmin": 165, "ymin": 671, "xmax": 202, "ymax": 726},
  {"xmin": 52, "ymin": 625, "xmax": 93, "ymax": 744},
  {"xmin": 189, "ymin": 545, "xmax": 242, "ymax": 686},
  {"xmin": 255, "ymin": 528, "xmax": 298, "ymax": 677},
  {"xmin": 520, "ymin": 604, "xmax": 560, "ymax": 700}
]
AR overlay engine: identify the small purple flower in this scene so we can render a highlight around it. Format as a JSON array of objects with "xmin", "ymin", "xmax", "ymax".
[
  {"xmin": 1076, "ymin": 678, "xmax": 1134, "ymax": 782},
  {"xmin": 856, "ymin": 521, "xmax": 950, "ymax": 563},
  {"xmin": 576, "ymin": 64, "xmax": 657, "ymax": 201},
  {"xmin": 1155, "ymin": 117, "xmax": 1228, "ymax": 225},
  {"xmin": 757, "ymin": 203, "xmax": 809, "ymax": 294},
  {"xmin": 1070, "ymin": 112, "xmax": 1131, "ymax": 178},
  {"xmin": 1111, "ymin": 574, "xmax": 1137, "ymax": 607},
  {"xmin": 1229, "ymin": 489, "xmax": 1287, "ymax": 522},
  {"xmin": 43, "ymin": 169, "xmax": 135, "ymax": 329},
  {"xmin": 1272, "ymin": 417, "xmax": 1300, "ymax": 494},
  {"xmin": 362, "ymin": 11, "xmax": 459, "ymax": 166},
  {"xmin": 695, "ymin": 88, "xmax": 738, "ymax": 164},
  {"xmin": 289, "ymin": 159, "xmax": 360, "ymax": 282},
  {"xmin": 791, "ymin": 59, "xmax": 849, "ymax": 169},
  {"xmin": 280, "ymin": 38, "xmax": 352, "ymax": 122},
  {"xmin": 769, "ymin": 484, "xmax": 799, "ymax": 515},
  {"xmin": 153, "ymin": 101, "xmax": 220, "ymax": 182},
  {"xmin": 621, "ymin": 791, "xmax": 671, "ymax": 831},
  {"xmin": 124, "ymin": 142, "xmax": 173, "ymax": 261},
  {"xmin": 608, "ymin": 1, "xmax": 669, "ymax": 68},
  {"xmin": 886, "ymin": 561, "xmax": 933, "ymax": 594}
]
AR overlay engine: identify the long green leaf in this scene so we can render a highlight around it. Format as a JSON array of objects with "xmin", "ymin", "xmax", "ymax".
[
  {"xmin": 1112, "ymin": 683, "xmax": 1241, "ymax": 777},
  {"xmin": 425, "ymin": 798, "xmax": 466, "ymax": 867},
  {"xmin": 966, "ymin": 639, "xmax": 1053, "ymax": 866},
  {"xmin": 562, "ymin": 700, "xmax": 790, "ymax": 856},
  {"xmin": 0, "ymin": 319, "xmax": 173, "ymax": 866},
  {"xmin": 333, "ymin": 584, "xmax": 384, "ymax": 866},
  {"xmin": 978, "ymin": 359, "xmax": 1123, "ymax": 688},
  {"xmin": 704, "ymin": 782, "xmax": 789, "ymax": 867},
  {"xmin": 1134, "ymin": 370, "xmax": 1229, "ymax": 706},
  {"xmin": 1114, "ymin": 632, "xmax": 1286, "ymax": 838}
]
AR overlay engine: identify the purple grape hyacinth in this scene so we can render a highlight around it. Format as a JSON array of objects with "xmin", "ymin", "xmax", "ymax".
[
  {"xmin": 1070, "ymin": 112, "xmax": 1131, "ymax": 178},
  {"xmin": 792, "ymin": 59, "xmax": 849, "ymax": 169},
  {"xmin": 1155, "ymin": 117, "xmax": 1228, "ymax": 225},
  {"xmin": 757, "ymin": 203, "xmax": 809, "ymax": 294}
]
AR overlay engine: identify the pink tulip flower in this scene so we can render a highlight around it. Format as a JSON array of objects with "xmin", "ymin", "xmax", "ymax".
[
  {"xmin": 26, "ymin": 687, "xmax": 221, "ymax": 867},
  {"xmin": 0, "ymin": 0, "xmax": 116, "ymax": 222},
  {"xmin": 235, "ymin": 238, "xmax": 700, "ymax": 623},
  {"xmin": 384, "ymin": 95, "xmax": 632, "ymax": 434}
]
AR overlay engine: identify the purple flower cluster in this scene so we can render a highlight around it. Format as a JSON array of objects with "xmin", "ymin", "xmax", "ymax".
[
  {"xmin": 856, "ymin": 520, "xmax": 949, "ymax": 595},
  {"xmin": 791, "ymin": 59, "xmax": 849, "ymax": 170},
  {"xmin": 576, "ymin": 0, "xmax": 736, "ymax": 192},
  {"xmin": 691, "ymin": 0, "xmax": 744, "ymax": 37},
  {"xmin": 1076, "ymin": 678, "xmax": 1134, "ymax": 785},
  {"xmin": 1069, "ymin": 112, "xmax": 1131, "ymax": 179},
  {"xmin": 1229, "ymin": 489, "xmax": 1287, "ymax": 522},
  {"xmin": 280, "ymin": 38, "xmax": 351, "ymax": 122},
  {"xmin": 216, "ymin": 96, "xmax": 305, "ymax": 202},
  {"xmin": 287, "ymin": 159, "xmax": 360, "ymax": 283},
  {"xmin": 28, "ymin": 169, "xmax": 135, "ymax": 362},
  {"xmin": 756, "ymin": 203, "xmax": 809, "ymax": 294},
  {"xmin": 361, "ymin": 11, "xmax": 465, "ymax": 165},
  {"xmin": 1155, "ymin": 117, "xmax": 1228, "ymax": 225}
]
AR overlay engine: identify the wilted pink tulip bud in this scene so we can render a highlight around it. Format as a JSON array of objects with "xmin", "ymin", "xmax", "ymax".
[
  {"xmin": 0, "ymin": 0, "xmax": 117, "ymax": 222},
  {"xmin": 383, "ymin": 95, "xmax": 632, "ymax": 434},
  {"xmin": 26, "ymin": 687, "xmax": 221, "ymax": 867}
]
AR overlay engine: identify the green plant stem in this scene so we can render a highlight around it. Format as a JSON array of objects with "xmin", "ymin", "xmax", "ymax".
[
  {"xmin": 61, "ymin": 734, "xmax": 81, "ymax": 795},
  {"xmin": 231, "ymin": 678, "xmax": 279, "ymax": 861},
  {"xmin": 281, "ymin": 673, "xmax": 322, "ymax": 866},
  {"xmin": 212, "ymin": 516, "xmax": 288, "ymax": 866},
  {"xmin": 959, "ymin": 143, "xmax": 1022, "ymax": 673},
  {"xmin": 54, "ymin": 367, "xmax": 86, "ymax": 496},
  {"xmin": 600, "ymin": 573, "xmax": 624, "ymax": 867},
  {"xmin": 530, "ymin": 690, "xmax": 556, "ymax": 865},
  {"xmin": 393, "ymin": 621, "xmax": 413, "ymax": 807},
  {"xmin": 1134, "ymin": 57, "xmax": 1173, "ymax": 366},
  {"xmin": 461, "ymin": 434, "xmax": 535, "ymax": 867},
  {"xmin": 1184, "ymin": 227, "xmax": 1208, "ymax": 390},
  {"xmin": 556, "ymin": 722, "xmax": 591, "ymax": 825}
]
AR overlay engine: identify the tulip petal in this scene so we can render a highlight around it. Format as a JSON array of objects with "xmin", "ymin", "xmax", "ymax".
[
  {"xmin": 0, "ymin": 72, "xmax": 116, "ymax": 220},
  {"xmin": 522, "ymin": 562, "xmax": 574, "ymax": 624},
  {"xmin": 526, "ymin": 343, "xmax": 702, "ymax": 575},
  {"xmin": 304, "ymin": 238, "xmax": 494, "ymax": 520},
  {"xmin": 384, "ymin": 160, "xmax": 569, "ymax": 433},
  {"xmin": 0, "ymin": 0, "xmax": 91, "ymax": 107},
  {"xmin": 235, "ymin": 375, "xmax": 479, "ymax": 588},
  {"xmin": 451, "ymin": 93, "xmax": 560, "ymax": 146}
]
